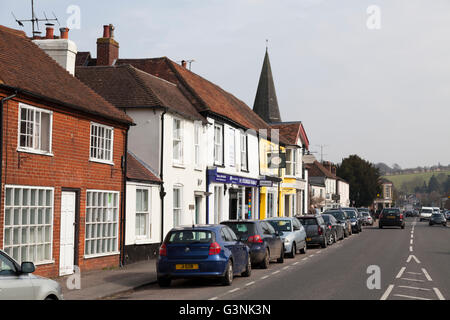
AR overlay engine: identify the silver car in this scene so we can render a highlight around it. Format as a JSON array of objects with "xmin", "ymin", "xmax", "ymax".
[
  {"xmin": 0, "ymin": 250, "xmax": 63, "ymax": 300},
  {"xmin": 265, "ymin": 217, "xmax": 307, "ymax": 258}
]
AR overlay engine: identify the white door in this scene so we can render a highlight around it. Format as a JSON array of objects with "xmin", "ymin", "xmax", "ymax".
[{"xmin": 59, "ymin": 191, "xmax": 76, "ymax": 276}]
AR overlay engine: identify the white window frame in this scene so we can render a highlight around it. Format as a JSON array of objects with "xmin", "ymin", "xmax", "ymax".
[
  {"xmin": 84, "ymin": 190, "xmax": 120, "ymax": 259},
  {"xmin": 194, "ymin": 123, "xmax": 201, "ymax": 169},
  {"xmin": 214, "ymin": 123, "xmax": 224, "ymax": 166},
  {"xmin": 285, "ymin": 148, "xmax": 297, "ymax": 177},
  {"xmin": 172, "ymin": 118, "xmax": 184, "ymax": 165},
  {"xmin": 135, "ymin": 187, "xmax": 151, "ymax": 240},
  {"xmin": 89, "ymin": 122, "xmax": 114, "ymax": 165},
  {"xmin": 17, "ymin": 103, "xmax": 53, "ymax": 156},
  {"xmin": 3, "ymin": 185, "xmax": 54, "ymax": 265},
  {"xmin": 173, "ymin": 186, "xmax": 183, "ymax": 227},
  {"xmin": 240, "ymin": 132, "xmax": 248, "ymax": 171},
  {"xmin": 229, "ymin": 127, "xmax": 236, "ymax": 167},
  {"xmin": 266, "ymin": 191, "xmax": 277, "ymax": 218}
]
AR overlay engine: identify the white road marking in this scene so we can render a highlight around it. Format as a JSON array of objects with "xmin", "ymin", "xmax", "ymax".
[
  {"xmin": 401, "ymin": 278, "xmax": 425, "ymax": 282},
  {"xmin": 271, "ymin": 270, "xmax": 280, "ymax": 275},
  {"xmin": 410, "ymin": 239, "xmax": 413, "ymax": 245},
  {"xmin": 393, "ymin": 294, "xmax": 430, "ymax": 300},
  {"xmin": 209, "ymin": 296, "xmax": 219, "ymax": 300},
  {"xmin": 398, "ymin": 286, "xmax": 430, "ymax": 291},
  {"xmin": 407, "ymin": 255, "xmax": 421, "ymax": 263},
  {"xmin": 260, "ymin": 275, "xmax": 269, "ymax": 280},
  {"xmin": 433, "ymin": 288, "xmax": 445, "ymax": 300},
  {"xmin": 406, "ymin": 272, "xmax": 422, "ymax": 275},
  {"xmin": 422, "ymin": 268, "xmax": 432, "ymax": 281},
  {"xmin": 316, "ymin": 251, "xmax": 322, "ymax": 254},
  {"xmin": 293, "ymin": 262, "xmax": 299, "ymax": 265},
  {"xmin": 380, "ymin": 284, "xmax": 394, "ymax": 300},
  {"xmin": 228, "ymin": 288, "xmax": 240, "ymax": 293},
  {"xmin": 245, "ymin": 281, "xmax": 255, "ymax": 287},
  {"xmin": 282, "ymin": 266, "xmax": 290, "ymax": 270},
  {"xmin": 396, "ymin": 267, "xmax": 406, "ymax": 279},
  {"xmin": 409, "ymin": 246, "xmax": 413, "ymax": 252}
]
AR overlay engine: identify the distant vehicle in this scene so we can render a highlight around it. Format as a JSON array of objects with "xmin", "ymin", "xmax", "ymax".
[
  {"xmin": 295, "ymin": 215, "xmax": 331, "ymax": 248},
  {"xmin": 379, "ymin": 208, "xmax": 405, "ymax": 229},
  {"xmin": 444, "ymin": 210, "xmax": 450, "ymax": 221},
  {"xmin": 265, "ymin": 217, "xmax": 307, "ymax": 258},
  {"xmin": 341, "ymin": 208, "xmax": 363, "ymax": 233},
  {"xmin": 322, "ymin": 214, "xmax": 345, "ymax": 242},
  {"xmin": 0, "ymin": 250, "xmax": 63, "ymax": 300},
  {"xmin": 429, "ymin": 213, "xmax": 447, "ymax": 227},
  {"xmin": 221, "ymin": 220, "xmax": 284, "ymax": 268},
  {"xmin": 419, "ymin": 207, "xmax": 433, "ymax": 221},
  {"xmin": 157, "ymin": 225, "xmax": 251, "ymax": 287},
  {"xmin": 325, "ymin": 209, "xmax": 352, "ymax": 237},
  {"xmin": 361, "ymin": 211, "xmax": 374, "ymax": 226}
]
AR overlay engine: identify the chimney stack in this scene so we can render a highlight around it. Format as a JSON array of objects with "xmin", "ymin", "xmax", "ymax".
[{"xmin": 96, "ymin": 24, "xmax": 119, "ymax": 66}]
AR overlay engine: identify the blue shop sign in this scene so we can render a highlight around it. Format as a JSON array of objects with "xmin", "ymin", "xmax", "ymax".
[{"xmin": 208, "ymin": 169, "xmax": 259, "ymax": 187}]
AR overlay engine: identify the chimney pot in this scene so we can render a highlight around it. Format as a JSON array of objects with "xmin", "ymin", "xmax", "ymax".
[
  {"xmin": 103, "ymin": 25, "xmax": 110, "ymax": 38},
  {"xmin": 59, "ymin": 27, "xmax": 69, "ymax": 39},
  {"xmin": 45, "ymin": 27, "xmax": 54, "ymax": 39},
  {"xmin": 181, "ymin": 60, "xmax": 187, "ymax": 68}
]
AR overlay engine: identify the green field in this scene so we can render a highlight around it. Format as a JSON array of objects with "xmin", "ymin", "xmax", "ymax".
[{"xmin": 382, "ymin": 170, "xmax": 450, "ymax": 193}]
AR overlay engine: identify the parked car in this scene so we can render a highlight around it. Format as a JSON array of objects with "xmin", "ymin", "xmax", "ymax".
[
  {"xmin": 295, "ymin": 215, "xmax": 331, "ymax": 248},
  {"xmin": 341, "ymin": 208, "xmax": 363, "ymax": 233},
  {"xmin": 325, "ymin": 209, "xmax": 352, "ymax": 237},
  {"xmin": 429, "ymin": 213, "xmax": 447, "ymax": 227},
  {"xmin": 157, "ymin": 225, "xmax": 252, "ymax": 287},
  {"xmin": 322, "ymin": 214, "xmax": 345, "ymax": 242},
  {"xmin": 360, "ymin": 211, "xmax": 374, "ymax": 226},
  {"xmin": 444, "ymin": 210, "xmax": 450, "ymax": 221},
  {"xmin": 419, "ymin": 207, "xmax": 433, "ymax": 221},
  {"xmin": 0, "ymin": 250, "xmax": 63, "ymax": 300},
  {"xmin": 379, "ymin": 208, "xmax": 405, "ymax": 229},
  {"xmin": 265, "ymin": 217, "xmax": 307, "ymax": 258},
  {"xmin": 221, "ymin": 220, "xmax": 284, "ymax": 268}
]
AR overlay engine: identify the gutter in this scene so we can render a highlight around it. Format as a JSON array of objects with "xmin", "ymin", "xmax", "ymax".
[{"xmin": 1, "ymin": 91, "xmax": 18, "ymax": 213}]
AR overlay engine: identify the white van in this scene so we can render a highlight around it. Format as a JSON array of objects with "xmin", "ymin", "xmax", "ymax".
[{"xmin": 419, "ymin": 207, "xmax": 433, "ymax": 221}]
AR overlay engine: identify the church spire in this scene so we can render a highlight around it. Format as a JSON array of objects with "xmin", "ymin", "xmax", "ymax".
[{"xmin": 253, "ymin": 45, "xmax": 281, "ymax": 124}]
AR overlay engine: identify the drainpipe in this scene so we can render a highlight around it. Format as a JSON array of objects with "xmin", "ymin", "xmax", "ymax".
[
  {"xmin": 1, "ymin": 92, "xmax": 18, "ymax": 210},
  {"xmin": 160, "ymin": 108, "xmax": 167, "ymax": 243},
  {"xmin": 120, "ymin": 126, "xmax": 129, "ymax": 268}
]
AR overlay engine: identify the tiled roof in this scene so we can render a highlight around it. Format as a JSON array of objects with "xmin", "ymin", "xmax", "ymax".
[
  {"xmin": 308, "ymin": 161, "xmax": 338, "ymax": 179},
  {"xmin": 127, "ymin": 152, "xmax": 161, "ymax": 184},
  {"xmin": 0, "ymin": 26, "xmax": 133, "ymax": 125},
  {"xmin": 270, "ymin": 121, "xmax": 310, "ymax": 149},
  {"xmin": 75, "ymin": 64, "xmax": 205, "ymax": 121}
]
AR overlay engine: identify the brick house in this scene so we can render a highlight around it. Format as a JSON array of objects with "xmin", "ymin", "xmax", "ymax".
[{"xmin": 0, "ymin": 25, "xmax": 133, "ymax": 278}]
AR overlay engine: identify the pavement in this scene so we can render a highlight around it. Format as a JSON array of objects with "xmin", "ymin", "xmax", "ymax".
[{"xmin": 55, "ymin": 259, "xmax": 158, "ymax": 300}]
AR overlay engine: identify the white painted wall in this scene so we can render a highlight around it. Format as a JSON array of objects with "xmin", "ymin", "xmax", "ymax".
[
  {"xmin": 338, "ymin": 181, "xmax": 350, "ymax": 207},
  {"xmin": 33, "ymin": 39, "xmax": 78, "ymax": 75}
]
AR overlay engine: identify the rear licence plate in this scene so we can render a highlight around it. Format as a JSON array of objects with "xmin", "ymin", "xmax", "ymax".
[
  {"xmin": 176, "ymin": 264, "xmax": 199, "ymax": 270},
  {"xmin": 388, "ymin": 216, "xmax": 396, "ymax": 219},
  {"xmin": 306, "ymin": 238, "xmax": 312, "ymax": 241}
]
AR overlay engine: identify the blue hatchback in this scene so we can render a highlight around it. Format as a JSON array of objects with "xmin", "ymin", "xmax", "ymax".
[{"xmin": 157, "ymin": 225, "xmax": 251, "ymax": 287}]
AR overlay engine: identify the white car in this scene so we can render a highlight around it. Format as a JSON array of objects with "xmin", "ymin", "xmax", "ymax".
[
  {"xmin": 419, "ymin": 207, "xmax": 433, "ymax": 221},
  {"xmin": 0, "ymin": 250, "xmax": 63, "ymax": 300}
]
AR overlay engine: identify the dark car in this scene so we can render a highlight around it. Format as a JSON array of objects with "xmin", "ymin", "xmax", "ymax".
[
  {"xmin": 379, "ymin": 208, "xmax": 405, "ymax": 229},
  {"xmin": 429, "ymin": 213, "xmax": 447, "ymax": 227},
  {"xmin": 295, "ymin": 215, "xmax": 331, "ymax": 248},
  {"xmin": 444, "ymin": 210, "xmax": 450, "ymax": 221},
  {"xmin": 325, "ymin": 209, "xmax": 352, "ymax": 237},
  {"xmin": 221, "ymin": 220, "xmax": 284, "ymax": 269},
  {"xmin": 342, "ymin": 208, "xmax": 363, "ymax": 233},
  {"xmin": 157, "ymin": 225, "xmax": 251, "ymax": 287},
  {"xmin": 322, "ymin": 214, "xmax": 345, "ymax": 242}
]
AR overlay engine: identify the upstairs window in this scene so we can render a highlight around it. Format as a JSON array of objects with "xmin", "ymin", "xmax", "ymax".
[
  {"xmin": 286, "ymin": 148, "xmax": 297, "ymax": 176},
  {"xmin": 194, "ymin": 123, "xmax": 200, "ymax": 168},
  {"xmin": 173, "ymin": 118, "xmax": 184, "ymax": 164},
  {"xmin": 214, "ymin": 123, "xmax": 223, "ymax": 165},
  {"xmin": 90, "ymin": 123, "xmax": 114, "ymax": 163},
  {"xmin": 240, "ymin": 132, "xmax": 248, "ymax": 171},
  {"xmin": 18, "ymin": 103, "xmax": 52, "ymax": 154}
]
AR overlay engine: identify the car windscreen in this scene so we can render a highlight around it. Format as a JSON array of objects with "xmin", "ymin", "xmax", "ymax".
[
  {"xmin": 326, "ymin": 211, "xmax": 346, "ymax": 221},
  {"xmin": 421, "ymin": 209, "xmax": 432, "ymax": 213},
  {"xmin": 432, "ymin": 213, "xmax": 443, "ymax": 217},
  {"xmin": 222, "ymin": 223, "xmax": 256, "ymax": 240},
  {"xmin": 322, "ymin": 215, "xmax": 332, "ymax": 223},
  {"xmin": 382, "ymin": 209, "xmax": 400, "ymax": 215},
  {"xmin": 167, "ymin": 230, "xmax": 213, "ymax": 244},
  {"xmin": 297, "ymin": 218, "xmax": 318, "ymax": 225},
  {"xmin": 344, "ymin": 210, "xmax": 357, "ymax": 219},
  {"xmin": 267, "ymin": 220, "xmax": 292, "ymax": 232},
  {"xmin": 362, "ymin": 212, "xmax": 370, "ymax": 216}
]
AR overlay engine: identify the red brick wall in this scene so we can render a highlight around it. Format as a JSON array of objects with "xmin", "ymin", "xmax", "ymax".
[{"xmin": 0, "ymin": 93, "xmax": 127, "ymax": 278}]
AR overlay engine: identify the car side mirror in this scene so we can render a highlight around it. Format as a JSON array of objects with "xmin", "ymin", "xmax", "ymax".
[
  {"xmin": 275, "ymin": 231, "xmax": 283, "ymax": 237},
  {"xmin": 20, "ymin": 262, "xmax": 35, "ymax": 274}
]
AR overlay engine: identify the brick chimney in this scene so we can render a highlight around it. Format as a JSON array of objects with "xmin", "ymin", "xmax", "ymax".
[{"xmin": 96, "ymin": 24, "xmax": 119, "ymax": 66}]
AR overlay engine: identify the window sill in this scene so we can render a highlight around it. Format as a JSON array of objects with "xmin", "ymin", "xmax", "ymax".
[
  {"xmin": 17, "ymin": 148, "xmax": 53, "ymax": 157},
  {"xmin": 89, "ymin": 158, "xmax": 115, "ymax": 166},
  {"xmin": 194, "ymin": 167, "xmax": 203, "ymax": 172},
  {"xmin": 135, "ymin": 238, "xmax": 153, "ymax": 245},
  {"xmin": 83, "ymin": 251, "xmax": 120, "ymax": 260},
  {"xmin": 172, "ymin": 163, "xmax": 186, "ymax": 169},
  {"xmin": 34, "ymin": 260, "xmax": 55, "ymax": 266},
  {"xmin": 240, "ymin": 169, "xmax": 249, "ymax": 173}
]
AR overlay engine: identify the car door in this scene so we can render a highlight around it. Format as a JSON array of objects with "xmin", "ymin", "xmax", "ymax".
[
  {"xmin": 266, "ymin": 222, "xmax": 282, "ymax": 256},
  {"xmin": 293, "ymin": 218, "xmax": 306, "ymax": 245},
  {"xmin": 221, "ymin": 227, "xmax": 243, "ymax": 273},
  {"xmin": 0, "ymin": 252, "xmax": 35, "ymax": 300},
  {"xmin": 226, "ymin": 226, "xmax": 247, "ymax": 271},
  {"xmin": 260, "ymin": 222, "xmax": 277, "ymax": 256}
]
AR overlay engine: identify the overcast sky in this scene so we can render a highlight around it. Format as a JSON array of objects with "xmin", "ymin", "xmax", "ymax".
[{"xmin": 2, "ymin": 0, "xmax": 449, "ymax": 168}]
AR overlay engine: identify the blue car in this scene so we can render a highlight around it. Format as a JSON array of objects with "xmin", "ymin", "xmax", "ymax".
[{"xmin": 157, "ymin": 225, "xmax": 251, "ymax": 287}]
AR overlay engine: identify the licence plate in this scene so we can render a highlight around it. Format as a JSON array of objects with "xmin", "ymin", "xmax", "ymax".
[
  {"xmin": 176, "ymin": 264, "xmax": 199, "ymax": 270},
  {"xmin": 388, "ymin": 216, "xmax": 395, "ymax": 219},
  {"xmin": 306, "ymin": 238, "xmax": 312, "ymax": 241}
]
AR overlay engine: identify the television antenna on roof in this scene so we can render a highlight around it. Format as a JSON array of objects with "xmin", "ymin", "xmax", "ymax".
[{"xmin": 11, "ymin": 0, "xmax": 60, "ymax": 37}]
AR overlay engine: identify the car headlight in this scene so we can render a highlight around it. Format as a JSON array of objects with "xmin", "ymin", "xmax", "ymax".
[
  {"xmin": 351, "ymin": 221, "xmax": 356, "ymax": 225},
  {"xmin": 284, "ymin": 238, "xmax": 290, "ymax": 244}
]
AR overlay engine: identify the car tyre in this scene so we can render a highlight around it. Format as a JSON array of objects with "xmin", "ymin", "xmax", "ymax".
[
  {"xmin": 277, "ymin": 245, "xmax": 285, "ymax": 263},
  {"xmin": 222, "ymin": 261, "xmax": 233, "ymax": 286},
  {"xmin": 157, "ymin": 276, "xmax": 171, "ymax": 287},
  {"xmin": 300, "ymin": 242, "xmax": 307, "ymax": 254},
  {"xmin": 242, "ymin": 256, "xmax": 252, "ymax": 277},
  {"xmin": 260, "ymin": 248, "xmax": 270, "ymax": 269},
  {"xmin": 379, "ymin": 224, "xmax": 383, "ymax": 229},
  {"xmin": 289, "ymin": 243, "xmax": 296, "ymax": 258},
  {"xmin": 333, "ymin": 231, "xmax": 337, "ymax": 243}
]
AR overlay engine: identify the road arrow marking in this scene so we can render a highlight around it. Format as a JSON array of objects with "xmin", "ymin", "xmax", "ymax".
[
  {"xmin": 407, "ymin": 255, "xmax": 421, "ymax": 263},
  {"xmin": 380, "ymin": 284, "xmax": 394, "ymax": 300}
]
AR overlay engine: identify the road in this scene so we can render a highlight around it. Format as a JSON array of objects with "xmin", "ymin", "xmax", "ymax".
[{"xmin": 107, "ymin": 218, "xmax": 449, "ymax": 300}]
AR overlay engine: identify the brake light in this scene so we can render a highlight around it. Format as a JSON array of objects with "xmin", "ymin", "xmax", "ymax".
[
  {"xmin": 328, "ymin": 225, "xmax": 332, "ymax": 230},
  {"xmin": 318, "ymin": 226, "xmax": 323, "ymax": 235},
  {"xmin": 248, "ymin": 235, "xmax": 263, "ymax": 243},
  {"xmin": 209, "ymin": 242, "xmax": 221, "ymax": 255},
  {"xmin": 400, "ymin": 214, "xmax": 403, "ymax": 219},
  {"xmin": 159, "ymin": 243, "xmax": 167, "ymax": 257}
]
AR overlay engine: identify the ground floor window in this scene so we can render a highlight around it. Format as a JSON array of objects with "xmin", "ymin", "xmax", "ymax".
[
  {"xmin": 85, "ymin": 191, "xmax": 119, "ymax": 257},
  {"xmin": 173, "ymin": 187, "xmax": 182, "ymax": 227},
  {"xmin": 284, "ymin": 194, "xmax": 296, "ymax": 217},
  {"xmin": 3, "ymin": 186, "xmax": 53, "ymax": 264},
  {"xmin": 266, "ymin": 191, "xmax": 277, "ymax": 218},
  {"xmin": 213, "ymin": 186, "xmax": 223, "ymax": 223},
  {"xmin": 136, "ymin": 188, "xmax": 150, "ymax": 239}
]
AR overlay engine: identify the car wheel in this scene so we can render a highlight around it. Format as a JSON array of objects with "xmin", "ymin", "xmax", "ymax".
[
  {"xmin": 222, "ymin": 261, "xmax": 233, "ymax": 286},
  {"xmin": 260, "ymin": 248, "xmax": 270, "ymax": 269},
  {"xmin": 379, "ymin": 224, "xmax": 383, "ymax": 229},
  {"xmin": 333, "ymin": 231, "xmax": 337, "ymax": 243},
  {"xmin": 327, "ymin": 233, "xmax": 333, "ymax": 245},
  {"xmin": 289, "ymin": 243, "xmax": 296, "ymax": 258},
  {"xmin": 157, "ymin": 276, "xmax": 171, "ymax": 287},
  {"xmin": 242, "ymin": 256, "xmax": 252, "ymax": 277},
  {"xmin": 300, "ymin": 242, "xmax": 307, "ymax": 254},
  {"xmin": 321, "ymin": 236, "xmax": 328, "ymax": 248},
  {"xmin": 401, "ymin": 224, "xmax": 405, "ymax": 229},
  {"xmin": 277, "ymin": 245, "xmax": 285, "ymax": 263}
]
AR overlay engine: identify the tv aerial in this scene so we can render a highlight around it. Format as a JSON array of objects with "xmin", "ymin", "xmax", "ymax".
[{"xmin": 12, "ymin": 0, "xmax": 60, "ymax": 37}]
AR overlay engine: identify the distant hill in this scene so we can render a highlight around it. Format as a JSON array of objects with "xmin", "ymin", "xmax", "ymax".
[{"xmin": 382, "ymin": 170, "xmax": 450, "ymax": 194}]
